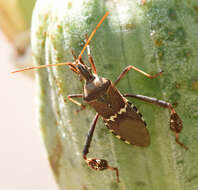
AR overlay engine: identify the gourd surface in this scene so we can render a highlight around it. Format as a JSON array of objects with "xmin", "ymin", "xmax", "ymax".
[{"xmin": 32, "ymin": 0, "xmax": 198, "ymax": 189}]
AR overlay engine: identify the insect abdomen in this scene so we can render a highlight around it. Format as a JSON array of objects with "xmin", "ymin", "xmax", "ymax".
[
  {"xmin": 104, "ymin": 102, "xmax": 150, "ymax": 147},
  {"xmin": 87, "ymin": 83, "xmax": 150, "ymax": 146}
]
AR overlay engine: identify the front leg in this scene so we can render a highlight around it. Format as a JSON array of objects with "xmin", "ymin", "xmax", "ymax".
[
  {"xmin": 67, "ymin": 94, "xmax": 86, "ymax": 113},
  {"xmin": 83, "ymin": 113, "xmax": 120, "ymax": 183},
  {"xmin": 124, "ymin": 94, "xmax": 188, "ymax": 150}
]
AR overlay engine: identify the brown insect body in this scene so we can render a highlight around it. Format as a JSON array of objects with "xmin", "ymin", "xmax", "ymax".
[
  {"xmin": 12, "ymin": 12, "xmax": 188, "ymax": 183},
  {"xmin": 83, "ymin": 75, "xmax": 149, "ymax": 147}
]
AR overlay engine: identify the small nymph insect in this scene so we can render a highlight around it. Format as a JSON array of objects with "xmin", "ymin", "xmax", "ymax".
[{"xmin": 12, "ymin": 12, "xmax": 188, "ymax": 183}]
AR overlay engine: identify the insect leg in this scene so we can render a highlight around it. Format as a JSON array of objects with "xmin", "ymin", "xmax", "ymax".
[
  {"xmin": 85, "ymin": 34, "xmax": 97, "ymax": 74},
  {"xmin": 114, "ymin": 65, "xmax": 163, "ymax": 86},
  {"xmin": 124, "ymin": 94, "xmax": 188, "ymax": 150},
  {"xmin": 71, "ymin": 49, "xmax": 77, "ymax": 60},
  {"xmin": 83, "ymin": 113, "xmax": 120, "ymax": 183},
  {"xmin": 67, "ymin": 94, "xmax": 86, "ymax": 113}
]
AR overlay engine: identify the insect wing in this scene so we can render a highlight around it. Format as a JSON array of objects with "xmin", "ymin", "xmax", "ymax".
[{"xmin": 107, "ymin": 103, "xmax": 150, "ymax": 147}]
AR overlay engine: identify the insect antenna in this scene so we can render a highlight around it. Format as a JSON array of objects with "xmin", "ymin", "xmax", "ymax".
[
  {"xmin": 11, "ymin": 62, "xmax": 75, "ymax": 74},
  {"xmin": 11, "ymin": 12, "xmax": 109, "ymax": 74},
  {"xmin": 78, "ymin": 11, "xmax": 109, "ymax": 60}
]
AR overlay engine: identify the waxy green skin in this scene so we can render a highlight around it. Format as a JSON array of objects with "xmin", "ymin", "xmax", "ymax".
[{"xmin": 32, "ymin": 0, "xmax": 198, "ymax": 189}]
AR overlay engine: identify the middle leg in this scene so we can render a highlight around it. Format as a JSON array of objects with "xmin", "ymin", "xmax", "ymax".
[{"xmin": 67, "ymin": 94, "xmax": 86, "ymax": 113}]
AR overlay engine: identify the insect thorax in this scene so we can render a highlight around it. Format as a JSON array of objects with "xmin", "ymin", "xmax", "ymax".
[
  {"xmin": 83, "ymin": 75, "xmax": 111, "ymax": 102},
  {"xmin": 84, "ymin": 79, "xmax": 126, "ymax": 119}
]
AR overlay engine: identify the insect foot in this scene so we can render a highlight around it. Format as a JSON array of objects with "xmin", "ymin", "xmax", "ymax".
[
  {"xmin": 170, "ymin": 108, "xmax": 188, "ymax": 150},
  {"xmin": 75, "ymin": 104, "xmax": 86, "ymax": 114},
  {"xmin": 170, "ymin": 112, "xmax": 182, "ymax": 133},
  {"xmin": 84, "ymin": 157, "xmax": 120, "ymax": 183}
]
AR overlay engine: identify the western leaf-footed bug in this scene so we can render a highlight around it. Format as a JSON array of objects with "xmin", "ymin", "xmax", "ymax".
[{"xmin": 12, "ymin": 12, "xmax": 188, "ymax": 183}]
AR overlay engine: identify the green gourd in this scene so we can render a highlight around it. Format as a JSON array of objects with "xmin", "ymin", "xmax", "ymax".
[{"xmin": 31, "ymin": 0, "xmax": 198, "ymax": 189}]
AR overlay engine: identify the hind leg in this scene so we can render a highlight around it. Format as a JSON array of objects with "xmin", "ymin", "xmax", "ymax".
[
  {"xmin": 124, "ymin": 93, "xmax": 188, "ymax": 150},
  {"xmin": 83, "ymin": 113, "xmax": 120, "ymax": 183}
]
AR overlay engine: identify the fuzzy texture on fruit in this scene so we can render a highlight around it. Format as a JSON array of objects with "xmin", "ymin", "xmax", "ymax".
[{"xmin": 31, "ymin": 0, "xmax": 198, "ymax": 189}]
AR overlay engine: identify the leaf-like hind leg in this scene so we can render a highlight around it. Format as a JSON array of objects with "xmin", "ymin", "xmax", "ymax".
[
  {"xmin": 83, "ymin": 113, "xmax": 120, "ymax": 183},
  {"xmin": 67, "ymin": 94, "xmax": 86, "ymax": 113},
  {"xmin": 124, "ymin": 94, "xmax": 188, "ymax": 150}
]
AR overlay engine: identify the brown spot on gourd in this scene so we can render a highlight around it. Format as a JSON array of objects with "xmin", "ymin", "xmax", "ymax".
[
  {"xmin": 154, "ymin": 39, "xmax": 163, "ymax": 47},
  {"xmin": 125, "ymin": 23, "xmax": 136, "ymax": 30},
  {"xmin": 192, "ymin": 81, "xmax": 198, "ymax": 90},
  {"xmin": 194, "ymin": 6, "xmax": 198, "ymax": 13},
  {"xmin": 48, "ymin": 134, "xmax": 63, "ymax": 177},
  {"xmin": 82, "ymin": 184, "xmax": 88, "ymax": 190},
  {"xmin": 175, "ymin": 82, "xmax": 181, "ymax": 89}
]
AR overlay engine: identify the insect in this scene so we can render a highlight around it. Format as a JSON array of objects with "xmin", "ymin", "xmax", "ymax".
[{"xmin": 12, "ymin": 12, "xmax": 188, "ymax": 183}]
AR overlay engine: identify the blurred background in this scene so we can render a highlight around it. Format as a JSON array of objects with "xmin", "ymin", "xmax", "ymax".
[{"xmin": 0, "ymin": 1, "xmax": 57, "ymax": 189}]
